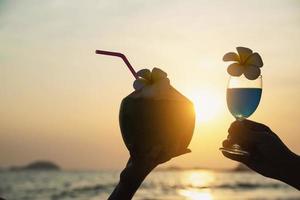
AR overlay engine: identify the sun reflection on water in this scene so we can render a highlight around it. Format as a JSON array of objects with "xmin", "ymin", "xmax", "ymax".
[
  {"xmin": 179, "ymin": 189, "xmax": 213, "ymax": 200},
  {"xmin": 184, "ymin": 170, "xmax": 215, "ymax": 187},
  {"xmin": 179, "ymin": 170, "xmax": 215, "ymax": 200}
]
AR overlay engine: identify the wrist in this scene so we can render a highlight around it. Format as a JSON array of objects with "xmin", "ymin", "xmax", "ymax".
[
  {"xmin": 120, "ymin": 160, "xmax": 155, "ymax": 186},
  {"xmin": 108, "ymin": 161, "xmax": 155, "ymax": 200}
]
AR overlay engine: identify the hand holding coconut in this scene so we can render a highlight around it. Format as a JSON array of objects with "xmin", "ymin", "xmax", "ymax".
[{"xmin": 95, "ymin": 50, "xmax": 195, "ymax": 200}]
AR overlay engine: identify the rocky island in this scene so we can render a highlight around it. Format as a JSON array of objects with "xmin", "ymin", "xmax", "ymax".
[{"xmin": 9, "ymin": 161, "xmax": 60, "ymax": 171}]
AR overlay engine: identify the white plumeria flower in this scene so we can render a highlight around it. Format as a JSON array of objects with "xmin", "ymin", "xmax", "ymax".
[
  {"xmin": 223, "ymin": 47, "xmax": 263, "ymax": 80},
  {"xmin": 133, "ymin": 67, "xmax": 168, "ymax": 90}
]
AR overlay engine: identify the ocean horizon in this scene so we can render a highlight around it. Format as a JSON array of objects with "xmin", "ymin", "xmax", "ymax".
[{"xmin": 1, "ymin": 169, "xmax": 299, "ymax": 200}]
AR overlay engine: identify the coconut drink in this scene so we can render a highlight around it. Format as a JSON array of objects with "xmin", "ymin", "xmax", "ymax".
[
  {"xmin": 119, "ymin": 68, "xmax": 195, "ymax": 155},
  {"xmin": 95, "ymin": 50, "xmax": 195, "ymax": 156}
]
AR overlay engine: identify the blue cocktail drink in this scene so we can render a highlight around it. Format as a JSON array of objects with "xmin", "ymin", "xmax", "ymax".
[{"xmin": 227, "ymin": 88, "xmax": 262, "ymax": 120}]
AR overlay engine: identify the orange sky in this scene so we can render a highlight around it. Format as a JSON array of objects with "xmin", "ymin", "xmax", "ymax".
[{"xmin": 0, "ymin": 0, "xmax": 299, "ymax": 170}]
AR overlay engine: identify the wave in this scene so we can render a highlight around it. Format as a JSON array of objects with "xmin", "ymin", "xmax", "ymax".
[
  {"xmin": 51, "ymin": 182, "xmax": 285, "ymax": 199},
  {"xmin": 51, "ymin": 183, "xmax": 115, "ymax": 199},
  {"xmin": 139, "ymin": 182, "xmax": 288, "ymax": 191}
]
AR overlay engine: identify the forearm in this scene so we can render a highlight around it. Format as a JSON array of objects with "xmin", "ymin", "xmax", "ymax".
[
  {"xmin": 278, "ymin": 154, "xmax": 300, "ymax": 190},
  {"xmin": 108, "ymin": 162, "xmax": 155, "ymax": 200}
]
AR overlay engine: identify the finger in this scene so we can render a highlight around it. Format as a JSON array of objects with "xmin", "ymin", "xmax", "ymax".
[
  {"xmin": 173, "ymin": 139, "xmax": 181, "ymax": 155},
  {"xmin": 222, "ymin": 139, "xmax": 232, "ymax": 148},
  {"xmin": 228, "ymin": 119, "xmax": 270, "ymax": 134},
  {"xmin": 156, "ymin": 147, "xmax": 172, "ymax": 163},
  {"xmin": 174, "ymin": 148, "xmax": 191, "ymax": 157},
  {"xmin": 228, "ymin": 120, "xmax": 257, "ymax": 138},
  {"xmin": 157, "ymin": 148, "xmax": 191, "ymax": 164},
  {"xmin": 228, "ymin": 121, "xmax": 269, "ymax": 145},
  {"xmin": 163, "ymin": 148, "xmax": 191, "ymax": 162},
  {"xmin": 228, "ymin": 120, "xmax": 247, "ymax": 133},
  {"xmin": 228, "ymin": 120, "xmax": 252, "ymax": 140},
  {"xmin": 222, "ymin": 151, "xmax": 249, "ymax": 165},
  {"xmin": 230, "ymin": 129, "xmax": 269, "ymax": 145},
  {"xmin": 166, "ymin": 137, "xmax": 185, "ymax": 158},
  {"xmin": 228, "ymin": 122, "xmax": 252, "ymax": 144},
  {"xmin": 242, "ymin": 120, "xmax": 279, "ymax": 140},
  {"xmin": 242, "ymin": 119, "xmax": 271, "ymax": 132}
]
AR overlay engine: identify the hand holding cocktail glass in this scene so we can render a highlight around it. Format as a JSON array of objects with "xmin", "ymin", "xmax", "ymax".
[
  {"xmin": 222, "ymin": 119, "xmax": 300, "ymax": 190},
  {"xmin": 220, "ymin": 47, "xmax": 263, "ymax": 156},
  {"xmin": 220, "ymin": 48, "xmax": 300, "ymax": 190}
]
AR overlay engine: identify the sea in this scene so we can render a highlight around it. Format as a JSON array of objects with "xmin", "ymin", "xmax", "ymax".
[{"xmin": 0, "ymin": 169, "xmax": 299, "ymax": 200}]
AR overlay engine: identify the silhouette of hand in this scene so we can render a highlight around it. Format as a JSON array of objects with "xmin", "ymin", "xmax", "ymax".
[
  {"xmin": 222, "ymin": 120, "xmax": 300, "ymax": 189},
  {"xmin": 108, "ymin": 143, "xmax": 191, "ymax": 200},
  {"xmin": 120, "ymin": 146, "xmax": 190, "ymax": 187}
]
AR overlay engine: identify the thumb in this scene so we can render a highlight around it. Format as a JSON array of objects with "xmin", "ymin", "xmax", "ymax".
[{"xmin": 173, "ymin": 148, "xmax": 191, "ymax": 158}]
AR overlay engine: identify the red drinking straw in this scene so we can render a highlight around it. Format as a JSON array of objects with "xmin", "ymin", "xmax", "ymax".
[{"xmin": 95, "ymin": 50, "xmax": 138, "ymax": 79}]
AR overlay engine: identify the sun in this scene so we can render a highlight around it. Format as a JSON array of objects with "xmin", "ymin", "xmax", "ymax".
[{"xmin": 189, "ymin": 89, "xmax": 223, "ymax": 123}]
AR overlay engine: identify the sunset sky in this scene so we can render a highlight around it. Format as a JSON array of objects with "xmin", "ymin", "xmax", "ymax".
[{"xmin": 0, "ymin": 0, "xmax": 299, "ymax": 170}]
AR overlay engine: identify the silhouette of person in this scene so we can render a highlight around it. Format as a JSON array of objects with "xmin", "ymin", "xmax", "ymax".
[
  {"xmin": 108, "ymin": 145, "xmax": 190, "ymax": 200},
  {"xmin": 222, "ymin": 120, "xmax": 300, "ymax": 190}
]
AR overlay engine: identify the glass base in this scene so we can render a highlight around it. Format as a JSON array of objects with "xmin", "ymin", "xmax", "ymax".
[{"xmin": 219, "ymin": 145, "xmax": 250, "ymax": 156}]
